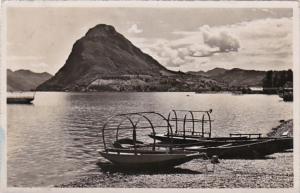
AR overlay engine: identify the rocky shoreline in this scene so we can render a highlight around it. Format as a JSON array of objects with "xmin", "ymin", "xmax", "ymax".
[
  {"xmin": 267, "ymin": 119, "xmax": 293, "ymax": 137},
  {"xmin": 57, "ymin": 120, "xmax": 293, "ymax": 188}
]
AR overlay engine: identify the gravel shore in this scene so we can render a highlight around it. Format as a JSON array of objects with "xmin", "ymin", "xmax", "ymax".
[{"xmin": 58, "ymin": 120, "xmax": 293, "ymax": 188}]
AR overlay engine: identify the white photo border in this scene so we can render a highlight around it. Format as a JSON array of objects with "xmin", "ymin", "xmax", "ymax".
[{"xmin": 0, "ymin": 1, "xmax": 299, "ymax": 193}]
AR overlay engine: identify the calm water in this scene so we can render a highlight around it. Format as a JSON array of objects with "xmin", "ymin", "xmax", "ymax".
[{"xmin": 7, "ymin": 92, "xmax": 292, "ymax": 187}]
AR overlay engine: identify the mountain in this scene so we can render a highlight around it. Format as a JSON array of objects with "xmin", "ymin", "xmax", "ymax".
[
  {"xmin": 7, "ymin": 69, "xmax": 52, "ymax": 91},
  {"xmin": 37, "ymin": 24, "xmax": 172, "ymax": 91},
  {"xmin": 187, "ymin": 68, "xmax": 228, "ymax": 78},
  {"xmin": 212, "ymin": 68, "xmax": 266, "ymax": 86},
  {"xmin": 189, "ymin": 68, "xmax": 266, "ymax": 87},
  {"xmin": 186, "ymin": 70, "xmax": 207, "ymax": 77},
  {"xmin": 205, "ymin": 68, "xmax": 228, "ymax": 77}
]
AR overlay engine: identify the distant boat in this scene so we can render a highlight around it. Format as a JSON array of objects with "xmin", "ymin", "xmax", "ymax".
[
  {"xmin": 7, "ymin": 92, "xmax": 35, "ymax": 104},
  {"xmin": 278, "ymin": 88, "xmax": 293, "ymax": 102}
]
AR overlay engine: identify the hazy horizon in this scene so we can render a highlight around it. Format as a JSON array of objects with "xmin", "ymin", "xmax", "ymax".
[{"xmin": 6, "ymin": 6, "xmax": 293, "ymax": 74}]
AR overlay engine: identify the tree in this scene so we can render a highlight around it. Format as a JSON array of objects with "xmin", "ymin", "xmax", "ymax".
[{"xmin": 263, "ymin": 71, "xmax": 273, "ymax": 88}]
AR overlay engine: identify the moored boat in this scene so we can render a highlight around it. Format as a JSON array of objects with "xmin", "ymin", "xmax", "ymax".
[
  {"xmin": 148, "ymin": 109, "xmax": 293, "ymax": 158},
  {"xmin": 185, "ymin": 137, "xmax": 293, "ymax": 159},
  {"xmin": 7, "ymin": 92, "xmax": 35, "ymax": 104},
  {"xmin": 99, "ymin": 148, "xmax": 202, "ymax": 169},
  {"xmin": 99, "ymin": 112, "xmax": 205, "ymax": 169}
]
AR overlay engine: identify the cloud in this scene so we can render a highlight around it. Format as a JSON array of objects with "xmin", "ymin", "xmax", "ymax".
[
  {"xmin": 131, "ymin": 24, "xmax": 240, "ymax": 69},
  {"xmin": 234, "ymin": 17, "xmax": 292, "ymax": 66},
  {"xmin": 128, "ymin": 24, "xmax": 143, "ymax": 34},
  {"xmin": 131, "ymin": 17, "xmax": 292, "ymax": 72},
  {"xmin": 200, "ymin": 25, "xmax": 240, "ymax": 52},
  {"xmin": 172, "ymin": 25, "xmax": 240, "ymax": 57}
]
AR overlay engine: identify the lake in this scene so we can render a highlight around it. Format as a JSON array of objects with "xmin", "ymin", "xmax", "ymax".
[{"xmin": 7, "ymin": 92, "xmax": 292, "ymax": 187}]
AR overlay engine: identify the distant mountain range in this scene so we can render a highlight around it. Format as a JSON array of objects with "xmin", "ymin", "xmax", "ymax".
[
  {"xmin": 7, "ymin": 69, "xmax": 52, "ymax": 91},
  {"xmin": 188, "ymin": 68, "xmax": 266, "ymax": 87}
]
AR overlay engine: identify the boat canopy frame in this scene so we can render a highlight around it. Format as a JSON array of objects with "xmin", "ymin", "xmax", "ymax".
[
  {"xmin": 167, "ymin": 109, "xmax": 213, "ymax": 138},
  {"xmin": 101, "ymin": 111, "xmax": 174, "ymax": 154}
]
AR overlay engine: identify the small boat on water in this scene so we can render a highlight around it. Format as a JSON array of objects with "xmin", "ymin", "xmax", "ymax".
[
  {"xmin": 99, "ymin": 112, "xmax": 205, "ymax": 169},
  {"xmin": 7, "ymin": 92, "xmax": 35, "ymax": 104}
]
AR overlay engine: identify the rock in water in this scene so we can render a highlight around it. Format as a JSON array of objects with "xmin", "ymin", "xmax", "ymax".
[{"xmin": 37, "ymin": 24, "xmax": 168, "ymax": 91}]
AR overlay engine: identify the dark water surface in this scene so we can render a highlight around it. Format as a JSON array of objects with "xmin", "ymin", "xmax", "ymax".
[{"xmin": 7, "ymin": 92, "xmax": 292, "ymax": 187}]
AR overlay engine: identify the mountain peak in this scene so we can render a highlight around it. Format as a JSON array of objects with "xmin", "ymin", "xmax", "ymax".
[
  {"xmin": 85, "ymin": 24, "xmax": 117, "ymax": 38},
  {"xmin": 15, "ymin": 69, "xmax": 32, "ymax": 73},
  {"xmin": 209, "ymin": 67, "xmax": 227, "ymax": 72},
  {"xmin": 37, "ymin": 24, "xmax": 168, "ymax": 91},
  {"xmin": 231, "ymin": 68, "xmax": 242, "ymax": 71}
]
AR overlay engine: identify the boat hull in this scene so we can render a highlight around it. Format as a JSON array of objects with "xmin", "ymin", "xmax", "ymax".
[
  {"xmin": 187, "ymin": 138, "xmax": 293, "ymax": 159},
  {"xmin": 149, "ymin": 134, "xmax": 262, "ymax": 147},
  {"xmin": 150, "ymin": 134, "xmax": 293, "ymax": 159},
  {"xmin": 7, "ymin": 97, "xmax": 34, "ymax": 104},
  {"xmin": 99, "ymin": 150, "xmax": 201, "ymax": 169}
]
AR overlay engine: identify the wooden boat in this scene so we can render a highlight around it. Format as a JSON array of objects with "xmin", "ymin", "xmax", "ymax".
[
  {"xmin": 100, "ymin": 149, "xmax": 202, "ymax": 169},
  {"xmin": 99, "ymin": 112, "xmax": 205, "ymax": 169},
  {"xmin": 149, "ymin": 133, "xmax": 293, "ymax": 150},
  {"xmin": 7, "ymin": 96, "xmax": 34, "ymax": 104},
  {"xmin": 7, "ymin": 92, "xmax": 35, "ymax": 104},
  {"xmin": 149, "ymin": 133, "xmax": 263, "ymax": 146},
  {"xmin": 185, "ymin": 137, "xmax": 293, "ymax": 159},
  {"xmin": 148, "ymin": 109, "xmax": 293, "ymax": 157}
]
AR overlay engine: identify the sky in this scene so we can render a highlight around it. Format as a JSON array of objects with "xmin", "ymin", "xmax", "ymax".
[{"xmin": 6, "ymin": 7, "xmax": 293, "ymax": 74}]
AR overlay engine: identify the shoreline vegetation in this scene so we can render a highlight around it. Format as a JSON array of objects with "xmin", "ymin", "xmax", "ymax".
[
  {"xmin": 36, "ymin": 69, "xmax": 292, "ymax": 93},
  {"xmin": 57, "ymin": 119, "xmax": 293, "ymax": 188},
  {"xmin": 8, "ymin": 68, "xmax": 293, "ymax": 94}
]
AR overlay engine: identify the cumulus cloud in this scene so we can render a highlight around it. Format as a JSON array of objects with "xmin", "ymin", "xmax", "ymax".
[
  {"xmin": 199, "ymin": 25, "xmax": 240, "ymax": 52},
  {"xmin": 172, "ymin": 25, "xmax": 240, "ymax": 57},
  {"xmin": 128, "ymin": 24, "xmax": 143, "ymax": 34},
  {"xmin": 233, "ymin": 17, "xmax": 292, "ymax": 64},
  {"xmin": 131, "ymin": 17, "xmax": 292, "ymax": 71},
  {"xmin": 132, "ymin": 25, "xmax": 241, "ymax": 69}
]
